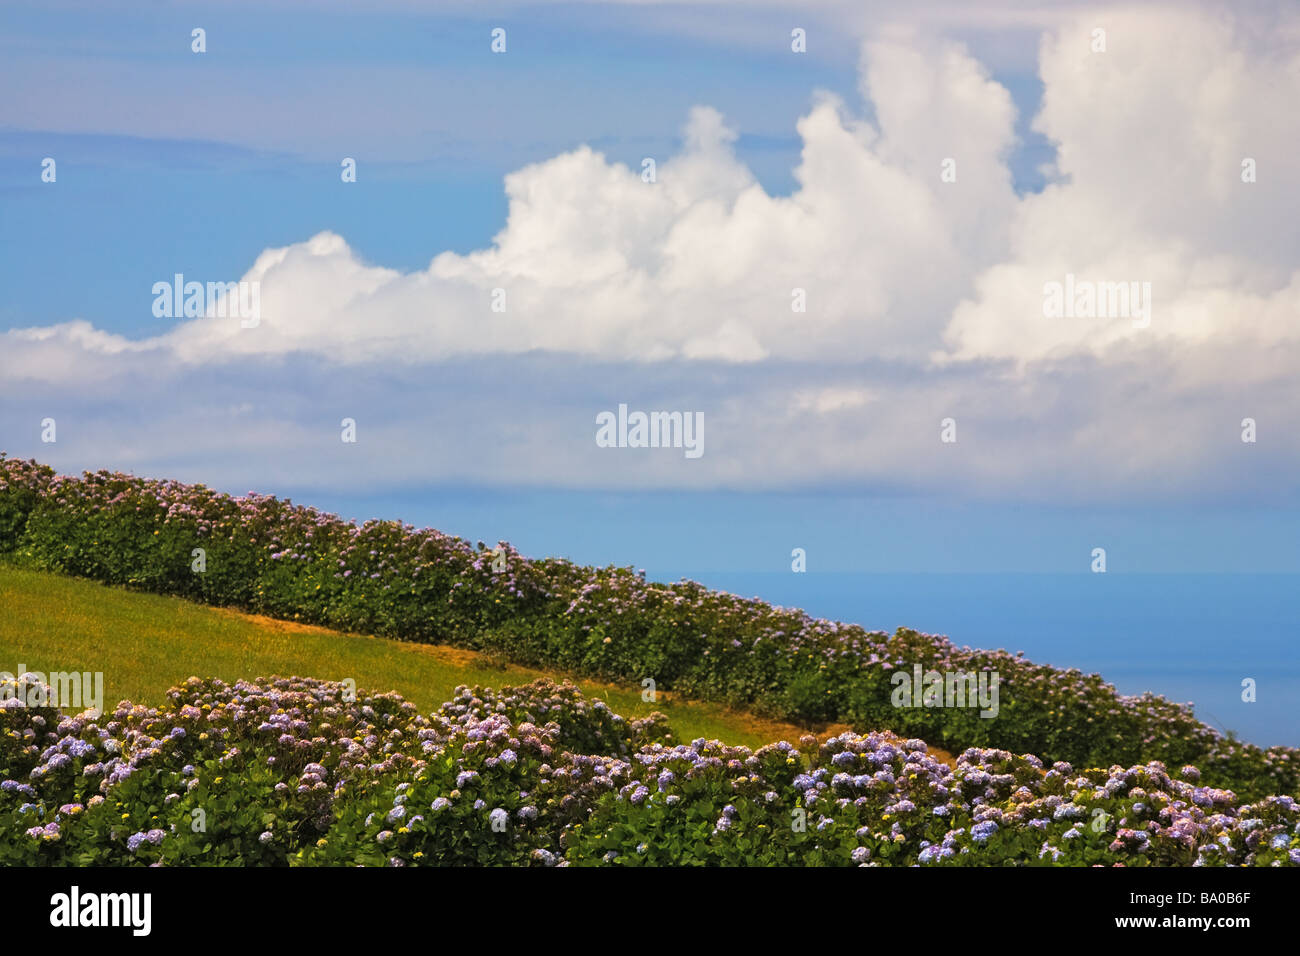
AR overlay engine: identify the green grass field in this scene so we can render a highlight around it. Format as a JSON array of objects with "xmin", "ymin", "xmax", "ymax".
[{"xmin": 0, "ymin": 563, "xmax": 827, "ymax": 748}]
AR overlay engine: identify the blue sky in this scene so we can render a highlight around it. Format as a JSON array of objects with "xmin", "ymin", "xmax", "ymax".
[
  {"xmin": 2, "ymin": 0, "xmax": 1298, "ymax": 577},
  {"xmin": 292, "ymin": 486, "xmax": 1300, "ymax": 576}
]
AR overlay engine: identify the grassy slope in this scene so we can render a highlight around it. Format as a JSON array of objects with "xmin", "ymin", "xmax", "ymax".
[{"xmin": 0, "ymin": 563, "xmax": 873, "ymax": 750}]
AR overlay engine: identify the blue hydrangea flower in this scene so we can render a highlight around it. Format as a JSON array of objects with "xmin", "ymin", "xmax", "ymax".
[{"xmin": 971, "ymin": 821, "xmax": 999, "ymax": 844}]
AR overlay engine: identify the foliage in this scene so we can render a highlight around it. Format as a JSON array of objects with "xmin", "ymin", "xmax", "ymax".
[
  {"xmin": 2, "ymin": 453, "xmax": 1295, "ymax": 800},
  {"xmin": 3, "ymin": 675, "xmax": 1296, "ymax": 867}
]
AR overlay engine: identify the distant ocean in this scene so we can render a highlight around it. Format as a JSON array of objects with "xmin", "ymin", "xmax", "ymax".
[{"xmin": 666, "ymin": 573, "xmax": 1299, "ymax": 749}]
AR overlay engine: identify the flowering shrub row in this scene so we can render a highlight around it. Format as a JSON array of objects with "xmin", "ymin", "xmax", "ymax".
[
  {"xmin": 2, "ymin": 675, "xmax": 1296, "ymax": 867},
  {"xmin": 1, "ymin": 454, "xmax": 1295, "ymax": 800}
]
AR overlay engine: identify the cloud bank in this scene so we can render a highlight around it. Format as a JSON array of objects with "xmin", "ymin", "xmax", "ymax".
[{"xmin": 3, "ymin": 6, "xmax": 1297, "ymax": 502}]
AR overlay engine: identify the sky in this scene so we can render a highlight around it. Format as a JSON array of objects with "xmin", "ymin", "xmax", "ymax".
[{"xmin": 1, "ymin": 0, "xmax": 1298, "ymax": 576}]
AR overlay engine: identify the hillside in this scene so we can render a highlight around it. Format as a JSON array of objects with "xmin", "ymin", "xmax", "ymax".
[
  {"xmin": 0, "ymin": 564, "xmax": 839, "ymax": 750},
  {"xmin": 1, "ymin": 453, "xmax": 1296, "ymax": 802}
]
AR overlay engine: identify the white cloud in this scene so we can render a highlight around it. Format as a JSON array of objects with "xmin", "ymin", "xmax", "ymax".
[
  {"xmin": 3, "ymin": 4, "xmax": 1298, "ymax": 502},
  {"xmin": 941, "ymin": 7, "xmax": 1300, "ymax": 364},
  {"xmin": 3, "ymin": 28, "xmax": 1010, "ymax": 372}
]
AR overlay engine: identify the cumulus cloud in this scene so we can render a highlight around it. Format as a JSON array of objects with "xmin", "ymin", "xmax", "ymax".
[
  {"xmin": 940, "ymin": 8, "xmax": 1300, "ymax": 366},
  {"xmin": 3, "ymin": 4, "xmax": 1297, "ymax": 502},
  {"xmin": 5, "ymin": 28, "xmax": 1021, "ymax": 372}
]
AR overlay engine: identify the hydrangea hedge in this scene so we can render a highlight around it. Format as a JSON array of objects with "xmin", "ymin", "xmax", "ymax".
[
  {"xmin": 2, "ymin": 676, "xmax": 1296, "ymax": 867},
  {"xmin": 1, "ymin": 454, "xmax": 1295, "ymax": 802}
]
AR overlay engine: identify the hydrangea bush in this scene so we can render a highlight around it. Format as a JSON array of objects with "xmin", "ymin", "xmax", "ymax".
[
  {"xmin": 1, "ymin": 454, "xmax": 1296, "ymax": 800},
  {"xmin": 2, "ymin": 676, "xmax": 1296, "ymax": 867}
]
